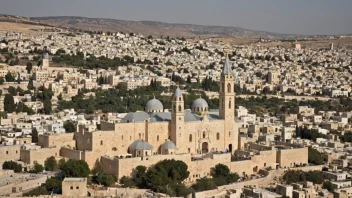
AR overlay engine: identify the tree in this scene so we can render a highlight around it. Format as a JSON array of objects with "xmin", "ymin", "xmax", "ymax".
[
  {"xmin": 323, "ymin": 181, "xmax": 334, "ymax": 192},
  {"xmin": 187, "ymin": 75, "xmax": 191, "ymax": 83},
  {"xmin": 26, "ymin": 62, "xmax": 33, "ymax": 74},
  {"xmin": 45, "ymin": 177, "xmax": 62, "ymax": 192},
  {"xmin": 32, "ymin": 128, "xmax": 38, "ymax": 143},
  {"xmin": 192, "ymin": 178, "xmax": 217, "ymax": 191},
  {"xmin": 2, "ymin": 161, "xmax": 22, "ymax": 172},
  {"xmin": 5, "ymin": 71, "xmax": 15, "ymax": 82},
  {"xmin": 95, "ymin": 172, "xmax": 116, "ymax": 187},
  {"xmin": 145, "ymin": 159, "xmax": 190, "ymax": 192},
  {"xmin": 43, "ymin": 99, "xmax": 52, "ymax": 114},
  {"xmin": 45, "ymin": 156, "xmax": 58, "ymax": 171},
  {"xmin": 23, "ymin": 186, "xmax": 49, "ymax": 196},
  {"xmin": 63, "ymin": 121, "xmax": 76, "ymax": 133},
  {"xmin": 4, "ymin": 94, "xmax": 15, "ymax": 113},
  {"xmin": 7, "ymin": 86, "xmax": 17, "ymax": 96},
  {"xmin": 28, "ymin": 78, "xmax": 34, "ymax": 90},
  {"xmin": 60, "ymin": 159, "xmax": 90, "ymax": 178},
  {"xmin": 308, "ymin": 147, "xmax": 327, "ymax": 165},
  {"xmin": 211, "ymin": 164, "xmax": 239, "ymax": 184},
  {"xmin": 30, "ymin": 162, "xmax": 44, "ymax": 173}
]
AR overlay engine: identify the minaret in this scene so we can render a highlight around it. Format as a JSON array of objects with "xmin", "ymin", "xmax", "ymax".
[
  {"xmin": 219, "ymin": 50, "xmax": 237, "ymax": 152},
  {"xmin": 171, "ymin": 86, "xmax": 184, "ymax": 147}
]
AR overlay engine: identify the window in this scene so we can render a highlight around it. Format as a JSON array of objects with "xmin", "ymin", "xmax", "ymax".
[
  {"xmin": 189, "ymin": 134, "xmax": 192, "ymax": 142},
  {"xmin": 6, "ymin": 151, "xmax": 8, "ymax": 155},
  {"xmin": 229, "ymin": 99, "xmax": 232, "ymax": 109},
  {"xmin": 76, "ymin": 186, "xmax": 79, "ymax": 189},
  {"xmin": 112, "ymin": 147, "xmax": 117, "ymax": 151},
  {"xmin": 122, "ymin": 135, "xmax": 124, "ymax": 140},
  {"xmin": 173, "ymin": 105, "xmax": 176, "ymax": 112},
  {"xmin": 203, "ymin": 132, "xmax": 206, "ymax": 138},
  {"xmin": 216, "ymin": 133, "xmax": 220, "ymax": 140},
  {"xmin": 130, "ymin": 136, "xmax": 132, "ymax": 140},
  {"xmin": 227, "ymin": 83, "xmax": 231, "ymax": 93},
  {"xmin": 157, "ymin": 135, "xmax": 159, "ymax": 141},
  {"xmin": 70, "ymin": 186, "xmax": 73, "ymax": 190},
  {"xmin": 222, "ymin": 99, "xmax": 224, "ymax": 108},
  {"xmin": 179, "ymin": 117, "xmax": 181, "ymax": 121},
  {"xmin": 178, "ymin": 105, "xmax": 182, "ymax": 112},
  {"xmin": 179, "ymin": 97, "xmax": 182, "ymax": 101},
  {"xmin": 229, "ymin": 131, "xmax": 231, "ymax": 137},
  {"xmin": 100, "ymin": 140, "xmax": 103, "ymax": 145},
  {"xmin": 222, "ymin": 83, "xmax": 225, "ymax": 92}
]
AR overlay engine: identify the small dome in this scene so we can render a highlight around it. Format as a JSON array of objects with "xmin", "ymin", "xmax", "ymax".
[
  {"xmin": 161, "ymin": 140, "xmax": 176, "ymax": 150},
  {"xmin": 145, "ymin": 98, "xmax": 163, "ymax": 112},
  {"xmin": 192, "ymin": 98, "xmax": 208, "ymax": 109},
  {"xmin": 129, "ymin": 140, "xmax": 153, "ymax": 150}
]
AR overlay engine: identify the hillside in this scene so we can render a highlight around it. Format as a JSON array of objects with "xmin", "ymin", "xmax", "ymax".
[{"xmin": 30, "ymin": 16, "xmax": 292, "ymax": 38}]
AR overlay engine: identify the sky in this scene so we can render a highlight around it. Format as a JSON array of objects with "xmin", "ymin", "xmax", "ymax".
[{"xmin": 1, "ymin": 0, "xmax": 351, "ymax": 35}]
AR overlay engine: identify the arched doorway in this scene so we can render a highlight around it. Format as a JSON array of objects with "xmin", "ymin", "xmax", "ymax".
[
  {"xmin": 228, "ymin": 144, "xmax": 232, "ymax": 153},
  {"xmin": 202, "ymin": 142, "xmax": 209, "ymax": 154}
]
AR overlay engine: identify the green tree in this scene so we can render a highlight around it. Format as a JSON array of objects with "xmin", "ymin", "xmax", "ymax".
[
  {"xmin": 323, "ymin": 181, "xmax": 334, "ymax": 192},
  {"xmin": 32, "ymin": 128, "xmax": 38, "ymax": 143},
  {"xmin": 28, "ymin": 78, "xmax": 34, "ymax": 90},
  {"xmin": 4, "ymin": 94, "xmax": 16, "ymax": 113},
  {"xmin": 23, "ymin": 186, "xmax": 49, "ymax": 196},
  {"xmin": 308, "ymin": 147, "xmax": 327, "ymax": 165},
  {"xmin": 63, "ymin": 121, "xmax": 76, "ymax": 133},
  {"xmin": 43, "ymin": 99, "xmax": 52, "ymax": 114},
  {"xmin": 5, "ymin": 72, "xmax": 15, "ymax": 82},
  {"xmin": 30, "ymin": 162, "xmax": 44, "ymax": 173},
  {"xmin": 26, "ymin": 62, "xmax": 33, "ymax": 73},
  {"xmin": 2, "ymin": 161, "xmax": 22, "ymax": 172},
  {"xmin": 192, "ymin": 178, "xmax": 217, "ymax": 191},
  {"xmin": 45, "ymin": 177, "xmax": 62, "ymax": 192},
  {"xmin": 145, "ymin": 159, "xmax": 190, "ymax": 193},
  {"xmin": 44, "ymin": 156, "xmax": 58, "ymax": 171},
  {"xmin": 60, "ymin": 159, "xmax": 90, "ymax": 178},
  {"xmin": 95, "ymin": 172, "xmax": 116, "ymax": 187}
]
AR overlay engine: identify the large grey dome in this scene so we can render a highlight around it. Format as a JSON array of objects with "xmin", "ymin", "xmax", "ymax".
[
  {"xmin": 145, "ymin": 98, "xmax": 163, "ymax": 112},
  {"xmin": 161, "ymin": 140, "xmax": 176, "ymax": 150},
  {"xmin": 129, "ymin": 140, "xmax": 153, "ymax": 150},
  {"xmin": 192, "ymin": 98, "xmax": 208, "ymax": 109}
]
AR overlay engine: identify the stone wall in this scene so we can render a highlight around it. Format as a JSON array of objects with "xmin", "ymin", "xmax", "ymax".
[
  {"xmin": 38, "ymin": 133, "xmax": 75, "ymax": 148},
  {"xmin": 20, "ymin": 147, "xmax": 60, "ymax": 166},
  {"xmin": 277, "ymin": 147, "xmax": 308, "ymax": 168}
]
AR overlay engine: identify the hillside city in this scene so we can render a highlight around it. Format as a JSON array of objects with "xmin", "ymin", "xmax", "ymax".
[{"xmin": 0, "ymin": 27, "xmax": 351, "ymax": 198}]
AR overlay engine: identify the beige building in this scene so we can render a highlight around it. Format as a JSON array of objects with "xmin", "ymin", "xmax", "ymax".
[{"xmin": 62, "ymin": 178, "xmax": 87, "ymax": 197}]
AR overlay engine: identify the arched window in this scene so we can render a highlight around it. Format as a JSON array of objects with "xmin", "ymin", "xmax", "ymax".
[
  {"xmin": 173, "ymin": 105, "xmax": 176, "ymax": 112},
  {"xmin": 222, "ymin": 83, "xmax": 225, "ymax": 92},
  {"xmin": 100, "ymin": 140, "xmax": 103, "ymax": 145},
  {"xmin": 189, "ymin": 134, "xmax": 192, "ymax": 142},
  {"xmin": 157, "ymin": 135, "xmax": 159, "ymax": 141},
  {"xmin": 178, "ymin": 105, "xmax": 182, "ymax": 112},
  {"xmin": 216, "ymin": 133, "xmax": 220, "ymax": 140},
  {"xmin": 122, "ymin": 135, "xmax": 124, "ymax": 140},
  {"xmin": 203, "ymin": 132, "xmax": 206, "ymax": 138},
  {"xmin": 179, "ymin": 97, "xmax": 182, "ymax": 101},
  {"xmin": 227, "ymin": 83, "xmax": 231, "ymax": 93},
  {"xmin": 229, "ymin": 99, "xmax": 232, "ymax": 109}
]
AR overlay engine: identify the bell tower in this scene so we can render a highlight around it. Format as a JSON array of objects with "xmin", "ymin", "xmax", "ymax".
[
  {"xmin": 171, "ymin": 86, "xmax": 184, "ymax": 147},
  {"xmin": 219, "ymin": 45, "xmax": 237, "ymax": 152}
]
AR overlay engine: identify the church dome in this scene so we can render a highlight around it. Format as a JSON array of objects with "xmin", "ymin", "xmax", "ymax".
[
  {"xmin": 129, "ymin": 140, "xmax": 153, "ymax": 150},
  {"xmin": 145, "ymin": 98, "xmax": 163, "ymax": 113},
  {"xmin": 192, "ymin": 98, "xmax": 208, "ymax": 112},
  {"xmin": 161, "ymin": 140, "xmax": 176, "ymax": 150}
]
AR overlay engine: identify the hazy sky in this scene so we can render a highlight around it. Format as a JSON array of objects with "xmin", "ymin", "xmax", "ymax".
[{"xmin": 1, "ymin": 0, "xmax": 351, "ymax": 35}]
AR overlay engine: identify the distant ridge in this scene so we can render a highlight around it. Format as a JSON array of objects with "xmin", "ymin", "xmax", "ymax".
[{"xmin": 29, "ymin": 16, "xmax": 294, "ymax": 38}]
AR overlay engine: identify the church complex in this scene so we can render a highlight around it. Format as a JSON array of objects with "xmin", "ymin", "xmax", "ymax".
[{"xmin": 18, "ymin": 55, "xmax": 308, "ymax": 182}]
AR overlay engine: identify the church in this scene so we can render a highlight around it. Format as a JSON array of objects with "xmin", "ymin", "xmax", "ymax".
[{"xmin": 74, "ymin": 55, "xmax": 238, "ymax": 160}]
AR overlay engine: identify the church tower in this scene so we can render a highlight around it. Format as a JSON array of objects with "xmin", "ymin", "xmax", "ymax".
[
  {"xmin": 219, "ymin": 54, "xmax": 237, "ymax": 152},
  {"xmin": 171, "ymin": 86, "xmax": 184, "ymax": 148},
  {"xmin": 41, "ymin": 53, "xmax": 49, "ymax": 70}
]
